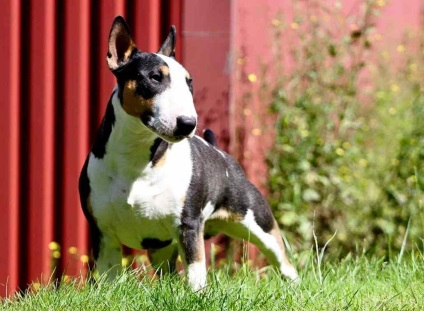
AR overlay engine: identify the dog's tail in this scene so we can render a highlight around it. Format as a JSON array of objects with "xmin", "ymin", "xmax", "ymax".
[{"xmin": 203, "ymin": 129, "xmax": 218, "ymax": 147}]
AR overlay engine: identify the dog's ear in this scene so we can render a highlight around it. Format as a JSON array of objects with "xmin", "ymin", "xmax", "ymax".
[
  {"xmin": 158, "ymin": 25, "xmax": 176, "ymax": 58},
  {"xmin": 107, "ymin": 16, "xmax": 137, "ymax": 71}
]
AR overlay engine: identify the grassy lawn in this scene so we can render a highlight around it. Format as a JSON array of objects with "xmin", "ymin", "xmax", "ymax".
[{"xmin": 2, "ymin": 253, "xmax": 423, "ymax": 310}]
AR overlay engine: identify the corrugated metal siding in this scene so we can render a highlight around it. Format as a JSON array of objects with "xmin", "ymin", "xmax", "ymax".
[
  {"xmin": 0, "ymin": 0, "xmax": 21, "ymax": 297},
  {"xmin": 0, "ymin": 0, "xmax": 184, "ymax": 296}
]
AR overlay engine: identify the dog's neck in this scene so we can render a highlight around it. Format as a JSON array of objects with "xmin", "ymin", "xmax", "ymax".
[{"xmin": 106, "ymin": 89, "xmax": 164, "ymax": 173}]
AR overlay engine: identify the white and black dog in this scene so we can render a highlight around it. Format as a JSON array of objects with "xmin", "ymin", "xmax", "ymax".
[{"xmin": 79, "ymin": 16, "xmax": 298, "ymax": 291}]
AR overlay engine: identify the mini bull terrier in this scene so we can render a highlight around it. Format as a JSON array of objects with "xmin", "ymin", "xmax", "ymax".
[{"xmin": 79, "ymin": 16, "xmax": 298, "ymax": 291}]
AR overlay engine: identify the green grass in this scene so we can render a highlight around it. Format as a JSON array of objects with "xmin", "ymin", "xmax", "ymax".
[{"xmin": 2, "ymin": 253, "xmax": 424, "ymax": 310}]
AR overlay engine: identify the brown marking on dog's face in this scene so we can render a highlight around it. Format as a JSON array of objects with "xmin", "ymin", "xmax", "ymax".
[
  {"xmin": 122, "ymin": 80, "xmax": 153, "ymax": 117},
  {"xmin": 159, "ymin": 65, "xmax": 170, "ymax": 76}
]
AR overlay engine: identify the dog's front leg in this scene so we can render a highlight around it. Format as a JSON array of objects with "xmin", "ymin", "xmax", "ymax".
[
  {"xmin": 148, "ymin": 241, "xmax": 179, "ymax": 275},
  {"xmin": 96, "ymin": 234, "xmax": 122, "ymax": 280},
  {"xmin": 179, "ymin": 218, "xmax": 207, "ymax": 291}
]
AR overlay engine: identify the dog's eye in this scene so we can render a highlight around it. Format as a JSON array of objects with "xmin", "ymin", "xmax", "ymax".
[{"xmin": 149, "ymin": 72, "xmax": 162, "ymax": 83}]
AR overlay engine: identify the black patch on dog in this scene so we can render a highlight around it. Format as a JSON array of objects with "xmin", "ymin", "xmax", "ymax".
[
  {"xmin": 141, "ymin": 238, "xmax": 172, "ymax": 250},
  {"xmin": 186, "ymin": 77, "xmax": 193, "ymax": 94},
  {"xmin": 115, "ymin": 53, "xmax": 172, "ymax": 103},
  {"xmin": 91, "ymin": 90, "xmax": 116, "ymax": 159},
  {"xmin": 149, "ymin": 138, "xmax": 169, "ymax": 166},
  {"xmin": 79, "ymin": 157, "xmax": 102, "ymax": 260},
  {"xmin": 184, "ymin": 137, "xmax": 275, "ymax": 233}
]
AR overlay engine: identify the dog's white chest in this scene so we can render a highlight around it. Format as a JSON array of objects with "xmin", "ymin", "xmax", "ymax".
[{"xmin": 87, "ymin": 139, "xmax": 193, "ymax": 249}]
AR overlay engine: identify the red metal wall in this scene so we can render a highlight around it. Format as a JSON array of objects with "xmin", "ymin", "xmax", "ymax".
[{"xmin": 0, "ymin": 0, "xmax": 183, "ymax": 296}]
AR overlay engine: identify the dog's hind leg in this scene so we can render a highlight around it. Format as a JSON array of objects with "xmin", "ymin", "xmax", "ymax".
[
  {"xmin": 242, "ymin": 210, "xmax": 299, "ymax": 282},
  {"xmin": 148, "ymin": 241, "xmax": 179, "ymax": 275},
  {"xmin": 206, "ymin": 208, "xmax": 299, "ymax": 282}
]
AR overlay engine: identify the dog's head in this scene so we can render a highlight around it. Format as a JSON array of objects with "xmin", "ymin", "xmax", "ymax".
[{"xmin": 107, "ymin": 16, "xmax": 197, "ymax": 142}]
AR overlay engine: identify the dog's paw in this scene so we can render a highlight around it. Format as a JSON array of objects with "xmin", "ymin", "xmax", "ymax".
[{"xmin": 187, "ymin": 262, "xmax": 207, "ymax": 292}]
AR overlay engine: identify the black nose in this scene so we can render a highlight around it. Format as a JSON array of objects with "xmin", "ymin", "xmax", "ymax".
[{"xmin": 174, "ymin": 116, "xmax": 197, "ymax": 137}]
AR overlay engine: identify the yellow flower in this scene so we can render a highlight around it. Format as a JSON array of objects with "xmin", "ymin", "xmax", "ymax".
[
  {"xmin": 336, "ymin": 148, "xmax": 345, "ymax": 156},
  {"xmin": 359, "ymin": 159, "xmax": 368, "ymax": 167},
  {"xmin": 300, "ymin": 129, "xmax": 309, "ymax": 138},
  {"xmin": 252, "ymin": 128, "xmax": 262, "ymax": 136},
  {"xmin": 290, "ymin": 22, "xmax": 299, "ymax": 29},
  {"xmin": 407, "ymin": 175, "xmax": 417, "ymax": 184},
  {"xmin": 139, "ymin": 254, "xmax": 149, "ymax": 264},
  {"xmin": 396, "ymin": 44, "xmax": 405, "ymax": 53},
  {"xmin": 52, "ymin": 251, "xmax": 61, "ymax": 259},
  {"xmin": 391, "ymin": 84, "xmax": 400, "ymax": 93},
  {"xmin": 32, "ymin": 283, "xmax": 41, "ymax": 291},
  {"xmin": 373, "ymin": 33, "xmax": 382, "ymax": 41},
  {"xmin": 377, "ymin": 0, "xmax": 386, "ymax": 7},
  {"xmin": 408, "ymin": 63, "xmax": 417, "ymax": 71},
  {"xmin": 80, "ymin": 255, "xmax": 89, "ymax": 263},
  {"xmin": 342, "ymin": 141, "xmax": 351, "ymax": 149},
  {"xmin": 272, "ymin": 19, "xmax": 282, "ymax": 27},
  {"xmin": 122, "ymin": 257, "xmax": 131, "ymax": 267},
  {"xmin": 388, "ymin": 107, "xmax": 397, "ymax": 115},
  {"xmin": 247, "ymin": 73, "xmax": 257, "ymax": 83},
  {"xmin": 68, "ymin": 246, "xmax": 78, "ymax": 255},
  {"xmin": 343, "ymin": 175, "xmax": 352, "ymax": 182},
  {"xmin": 376, "ymin": 91, "xmax": 386, "ymax": 99},
  {"xmin": 48, "ymin": 241, "xmax": 60, "ymax": 251}
]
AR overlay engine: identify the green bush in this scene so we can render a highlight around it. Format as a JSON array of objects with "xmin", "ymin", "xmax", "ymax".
[{"xmin": 267, "ymin": 1, "xmax": 424, "ymax": 257}]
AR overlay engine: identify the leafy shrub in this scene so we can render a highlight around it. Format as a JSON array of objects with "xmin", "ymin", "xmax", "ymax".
[{"xmin": 267, "ymin": 1, "xmax": 424, "ymax": 257}]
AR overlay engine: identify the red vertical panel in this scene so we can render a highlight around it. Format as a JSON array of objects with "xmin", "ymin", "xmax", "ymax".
[
  {"xmin": 169, "ymin": 0, "xmax": 183, "ymax": 60},
  {"xmin": 27, "ymin": 0, "xmax": 56, "ymax": 285},
  {"xmin": 61, "ymin": 0, "xmax": 90, "ymax": 276},
  {"xmin": 96, "ymin": 0, "xmax": 126, "ymax": 124},
  {"xmin": 182, "ymin": 0, "xmax": 231, "ymax": 149},
  {"xmin": 0, "ymin": 0, "xmax": 21, "ymax": 297},
  {"xmin": 182, "ymin": 0, "xmax": 232, "ymax": 267},
  {"xmin": 133, "ymin": 0, "xmax": 161, "ymax": 52}
]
